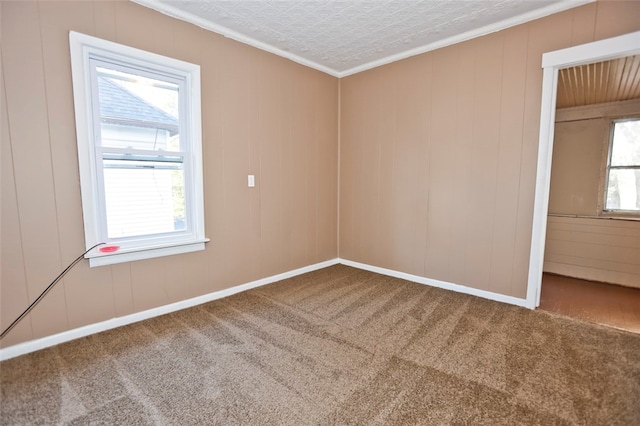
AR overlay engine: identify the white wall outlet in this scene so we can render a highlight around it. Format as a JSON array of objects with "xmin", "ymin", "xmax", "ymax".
[{"xmin": 248, "ymin": 175, "xmax": 255, "ymax": 187}]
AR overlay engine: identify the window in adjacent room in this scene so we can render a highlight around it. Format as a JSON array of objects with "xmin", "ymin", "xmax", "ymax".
[
  {"xmin": 69, "ymin": 32, "xmax": 207, "ymax": 267},
  {"xmin": 603, "ymin": 118, "xmax": 640, "ymax": 215}
]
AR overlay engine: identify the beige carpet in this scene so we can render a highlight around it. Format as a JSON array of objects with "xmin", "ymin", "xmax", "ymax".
[{"xmin": 1, "ymin": 265, "xmax": 639, "ymax": 425}]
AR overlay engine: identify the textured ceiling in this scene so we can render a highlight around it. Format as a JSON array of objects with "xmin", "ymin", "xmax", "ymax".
[{"xmin": 133, "ymin": 0, "xmax": 593, "ymax": 77}]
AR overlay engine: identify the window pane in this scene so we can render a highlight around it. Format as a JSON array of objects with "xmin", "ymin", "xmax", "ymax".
[
  {"xmin": 96, "ymin": 67, "xmax": 180, "ymax": 152},
  {"xmin": 605, "ymin": 169, "xmax": 640, "ymax": 212},
  {"xmin": 103, "ymin": 164, "xmax": 186, "ymax": 238},
  {"xmin": 610, "ymin": 121, "xmax": 640, "ymax": 167}
]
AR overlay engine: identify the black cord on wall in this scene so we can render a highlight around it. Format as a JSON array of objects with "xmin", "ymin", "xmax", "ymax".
[{"xmin": 0, "ymin": 242, "xmax": 105, "ymax": 339}]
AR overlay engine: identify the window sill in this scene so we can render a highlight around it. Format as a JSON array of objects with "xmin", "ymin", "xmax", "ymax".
[
  {"xmin": 86, "ymin": 238, "xmax": 209, "ymax": 267},
  {"xmin": 547, "ymin": 213, "xmax": 640, "ymax": 222}
]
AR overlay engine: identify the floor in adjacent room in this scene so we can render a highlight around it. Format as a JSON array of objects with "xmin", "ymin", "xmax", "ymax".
[{"xmin": 539, "ymin": 273, "xmax": 640, "ymax": 334}]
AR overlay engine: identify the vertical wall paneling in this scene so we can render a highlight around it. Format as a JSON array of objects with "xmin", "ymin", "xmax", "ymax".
[
  {"xmin": 391, "ymin": 55, "xmax": 431, "ymax": 276},
  {"xmin": 511, "ymin": 13, "xmax": 573, "ymax": 298},
  {"xmin": 347, "ymin": 75, "xmax": 369, "ymax": 263},
  {"xmin": 338, "ymin": 2, "xmax": 640, "ymax": 299},
  {"xmin": 220, "ymin": 40, "xmax": 254, "ymax": 287},
  {"xmin": 464, "ymin": 35, "xmax": 503, "ymax": 291},
  {"xmin": 290, "ymin": 66, "xmax": 310, "ymax": 269},
  {"xmin": 346, "ymin": 76, "xmax": 364, "ymax": 263},
  {"xmin": 489, "ymin": 26, "xmax": 529, "ymax": 297},
  {"xmin": 247, "ymin": 48, "xmax": 263, "ymax": 282},
  {"xmin": 279, "ymin": 60, "xmax": 294, "ymax": 271},
  {"xmin": 594, "ymin": 0, "xmax": 640, "ymax": 41},
  {"xmin": 1, "ymin": 66, "xmax": 33, "ymax": 347},
  {"xmin": 173, "ymin": 17, "xmax": 203, "ymax": 64},
  {"xmin": 150, "ymin": 9, "xmax": 176, "ymax": 60},
  {"xmin": 164, "ymin": 256, "xmax": 186, "ymax": 303},
  {"xmin": 258, "ymin": 53, "xmax": 285, "ymax": 277},
  {"xmin": 92, "ymin": 1, "xmax": 117, "ymax": 41},
  {"xmin": 424, "ymin": 47, "xmax": 458, "ymax": 281},
  {"xmin": 199, "ymin": 32, "xmax": 229, "ymax": 294},
  {"xmin": 373, "ymin": 65, "xmax": 397, "ymax": 270},
  {"xmin": 412, "ymin": 55, "xmax": 432, "ymax": 277},
  {"xmin": 3, "ymin": 1, "xmax": 638, "ymax": 350},
  {"xmin": 338, "ymin": 79, "xmax": 357, "ymax": 259},
  {"xmin": 38, "ymin": 0, "xmax": 116, "ymax": 330},
  {"xmin": 1, "ymin": 0, "xmax": 338, "ymax": 349},
  {"xmin": 113, "ymin": 1, "xmax": 155, "ymax": 52},
  {"xmin": 110, "ymin": 264, "xmax": 133, "ymax": 317},
  {"xmin": 569, "ymin": 1, "xmax": 597, "ymax": 46},
  {"xmin": 2, "ymin": 1, "xmax": 68, "ymax": 339},
  {"xmin": 169, "ymin": 17, "xmax": 204, "ymax": 295},
  {"xmin": 447, "ymin": 43, "xmax": 475, "ymax": 286},
  {"xmin": 315, "ymin": 73, "xmax": 339, "ymax": 263},
  {"xmin": 305, "ymin": 69, "xmax": 320, "ymax": 264},
  {"xmin": 129, "ymin": 257, "xmax": 170, "ymax": 312},
  {"xmin": 359, "ymin": 72, "xmax": 383, "ymax": 266}
]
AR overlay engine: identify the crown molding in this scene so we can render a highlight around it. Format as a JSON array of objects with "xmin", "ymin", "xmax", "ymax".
[
  {"xmin": 131, "ymin": 0, "xmax": 341, "ymax": 77},
  {"xmin": 133, "ymin": 0, "xmax": 594, "ymax": 78}
]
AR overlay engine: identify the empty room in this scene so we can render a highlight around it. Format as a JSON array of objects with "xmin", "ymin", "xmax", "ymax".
[{"xmin": 1, "ymin": 0, "xmax": 639, "ymax": 424}]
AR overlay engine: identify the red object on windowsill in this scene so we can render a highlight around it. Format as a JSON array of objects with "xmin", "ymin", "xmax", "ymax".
[{"xmin": 99, "ymin": 245, "xmax": 120, "ymax": 253}]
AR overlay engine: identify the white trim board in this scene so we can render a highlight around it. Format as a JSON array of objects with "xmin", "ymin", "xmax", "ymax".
[
  {"xmin": 132, "ymin": 0, "xmax": 593, "ymax": 78},
  {"xmin": 337, "ymin": 0, "xmax": 594, "ymax": 77},
  {"xmin": 131, "ymin": 0, "xmax": 338, "ymax": 77},
  {"xmin": 526, "ymin": 30, "xmax": 640, "ymax": 310},
  {"xmin": 0, "ymin": 259, "xmax": 339, "ymax": 362},
  {"xmin": 339, "ymin": 259, "xmax": 528, "ymax": 308},
  {"xmin": 1, "ymin": 256, "xmax": 535, "ymax": 361}
]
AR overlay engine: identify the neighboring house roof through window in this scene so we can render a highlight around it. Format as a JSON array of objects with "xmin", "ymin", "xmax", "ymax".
[{"xmin": 97, "ymin": 75, "xmax": 179, "ymax": 135}]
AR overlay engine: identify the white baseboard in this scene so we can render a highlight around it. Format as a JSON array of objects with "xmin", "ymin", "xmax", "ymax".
[
  {"xmin": 338, "ymin": 258, "xmax": 529, "ymax": 308},
  {"xmin": 1, "ymin": 257, "xmax": 528, "ymax": 361},
  {"xmin": 0, "ymin": 258, "xmax": 340, "ymax": 362}
]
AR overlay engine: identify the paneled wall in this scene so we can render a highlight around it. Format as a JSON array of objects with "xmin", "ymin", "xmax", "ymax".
[
  {"xmin": 549, "ymin": 99, "xmax": 640, "ymax": 216},
  {"xmin": 1, "ymin": 1, "xmax": 338, "ymax": 348},
  {"xmin": 545, "ymin": 216, "xmax": 640, "ymax": 288},
  {"xmin": 544, "ymin": 99, "xmax": 640, "ymax": 288},
  {"xmin": 339, "ymin": 1, "xmax": 640, "ymax": 299},
  {"xmin": 3, "ymin": 0, "xmax": 640, "ymax": 350},
  {"xmin": 548, "ymin": 118, "xmax": 608, "ymax": 216}
]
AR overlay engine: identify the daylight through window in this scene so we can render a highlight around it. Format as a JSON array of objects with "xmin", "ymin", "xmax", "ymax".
[
  {"xmin": 604, "ymin": 119, "xmax": 640, "ymax": 214},
  {"xmin": 70, "ymin": 32, "xmax": 206, "ymax": 266}
]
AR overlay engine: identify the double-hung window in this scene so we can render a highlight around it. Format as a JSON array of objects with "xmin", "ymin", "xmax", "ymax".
[
  {"xmin": 604, "ymin": 119, "xmax": 640, "ymax": 215},
  {"xmin": 69, "ymin": 32, "xmax": 207, "ymax": 267}
]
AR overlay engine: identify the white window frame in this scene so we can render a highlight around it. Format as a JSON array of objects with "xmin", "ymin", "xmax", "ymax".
[
  {"xmin": 602, "ymin": 117, "xmax": 640, "ymax": 217},
  {"xmin": 69, "ymin": 31, "xmax": 207, "ymax": 267}
]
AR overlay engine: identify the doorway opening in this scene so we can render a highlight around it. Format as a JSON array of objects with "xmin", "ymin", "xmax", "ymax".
[{"xmin": 526, "ymin": 31, "xmax": 640, "ymax": 320}]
